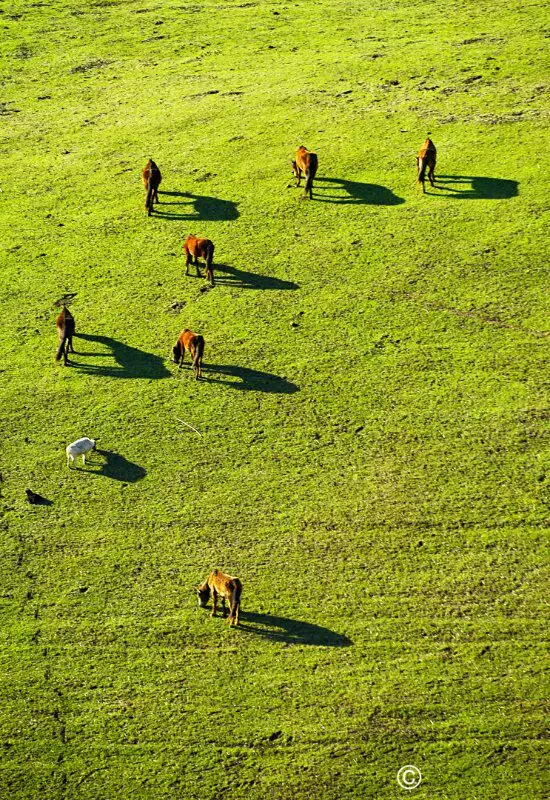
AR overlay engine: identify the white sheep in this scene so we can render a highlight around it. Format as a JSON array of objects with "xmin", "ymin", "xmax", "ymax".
[{"xmin": 66, "ymin": 437, "xmax": 96, "ymax": 468}]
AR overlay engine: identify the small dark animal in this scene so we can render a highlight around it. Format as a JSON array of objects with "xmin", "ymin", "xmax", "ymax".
[
  {"xmin": 55, "ymin": 305, "xmax": 75, "ymax": 365},
  {"xmin": 417, "ymin": 138, "xmax": 436, "ymax": 193},
  {"xmin": 292, "ymin": 145, "xmax": 318, "ymax": 199},
  {"xmin": 142, "ymin": 158, "xmax": 162, "ymax": 215},
  {"xmin": 197, "ymin": 569, "xmax": 242, "ymax": 626},
  {"xmin": 26, "ymin": 489, "xmax": 49, "ymax": 505},
  {"xmin": 172, "ymin": 329, "xmax": 205, "ymax": 379},
  {"xmin": 184, "ymin": 235, "xmax": 215, "ymax": 286}
]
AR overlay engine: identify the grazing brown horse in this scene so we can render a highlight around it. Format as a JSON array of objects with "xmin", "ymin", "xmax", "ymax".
[
  {"xmin": 55, "ymin": 305, "xmax": 75, "ymax": 365},
  {"xmin": 417, "ymin": 138, "xmax": 436, "ymax": 193},
  {"xmin": 184, "ymin": 235, "xmax": 215, "ymax": 285},
  {"xmin": 292, "ymin": 145, "xmax": 318, "ymax": 199},
  {"xmin": 197, "ymin": 569, "xmax": 242, "ymax": 626},
  {"xmin": 172, "ymin": 329, "xmax": 205, "ymax": 379},
  {"xmin": 142, "ymin": 158, "xmax": 162, "ymax": 215}
]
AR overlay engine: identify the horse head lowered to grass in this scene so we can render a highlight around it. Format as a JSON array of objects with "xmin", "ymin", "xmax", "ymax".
[
  {"xmin": 184, "ymin": 234, "xmax": 215, "ymax": 286},
  {"xmin": 197, "ymin": 569, "xmax": 242, "ymax": 626},
  {"xmin": 292, "ymin": 145, "xmax": 318, "ymax": 199},
  {"xmin": 417, "ymin": 138, "xmax": 436, "ymax": 193},
  {"xmin": 142, "ymin": 158, "xmax": 162, "ymax": 215},
  {"xmin": 172, "ymin": 329, "xmax": 205, "ymax": 379},
  {"xmin": 54, "ymin": 293, "xmax": 77, "ymax": 365}
]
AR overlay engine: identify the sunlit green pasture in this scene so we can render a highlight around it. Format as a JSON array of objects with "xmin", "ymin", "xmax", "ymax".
[{"xmin": 0, "ymin": 0, "xmax": 548, "ymax": 798}]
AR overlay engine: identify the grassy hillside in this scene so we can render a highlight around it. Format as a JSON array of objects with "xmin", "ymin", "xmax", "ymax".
[{"xmin": 0, "ymin": 0, "xmax": 548, "ymax": 798}]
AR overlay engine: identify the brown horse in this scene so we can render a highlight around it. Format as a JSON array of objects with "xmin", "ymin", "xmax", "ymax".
[
  {"xmin": 55, "ymin": 305, "xmax": 75, "ymax": 365},
  {"xmin": 417, "ymin": 138, "xmax": 436, "ymax": 193},
  {"xmin": 172, "ymin": 329, "xmax": 205, "ymax": 379},
  {"xmin": 292, "ymin": 145, "xmax": 318, "ymax": 199},
  {"xmin": 142, "ymin": 159, "xmax": 162, "ymax": 215},
  {"xmin": 197, "ymin": 569, "xmax": 242, "ymax": 626},
  {"xmin": 184, "ymin": 235, "xmax": 215, "ymax": 285}
]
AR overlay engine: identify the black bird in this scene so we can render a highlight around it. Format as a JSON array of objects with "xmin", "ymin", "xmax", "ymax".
[{"xmin": 26, "ymin": 489, "xmax": 50, "ymax": 505}]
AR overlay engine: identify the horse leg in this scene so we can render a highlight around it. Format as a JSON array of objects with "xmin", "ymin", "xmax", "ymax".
[
  {"xmin": 221, "ymin": 597, "xmax": 227, "ymax": 617},
  {"xmin": 194, "ymin": 255, "xmax": 202, "ymax": 278},
  {"xmin": 429, "ymin": 164, "xmax": 435, "ymax": 187},
  {"xmin": 185, "ymin": 251, "xmax": 191, "ymax": 276},
  {"xmin": 296, "ymin": 168, "xmax": 302, "ymax": 188},
  {"xmin": 211, "ymin": 589, "xmax": 218, "ymax": 617}
]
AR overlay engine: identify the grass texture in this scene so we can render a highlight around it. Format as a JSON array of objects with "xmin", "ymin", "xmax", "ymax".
[{"xmin": 0, "ymin": 0, "xmax": 548, "ymax": 798}]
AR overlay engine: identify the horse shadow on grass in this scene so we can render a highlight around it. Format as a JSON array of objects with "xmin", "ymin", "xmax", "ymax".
[
  {"xmin": 83, "ymin": 450, "xmax": 146, "ymax": 483},
  {"xmin": 237, "ymin": 612, "xmax": 352, "ymax": 647},
  {"xmin": 153, "ymin": 191, "xmax": 239, "ymax": 221},
  {"xmin": 71, "ymin": 333, "xmax": 170, "ymax": 380},
  {"xmin": 428, "ymin": 175, "xmax": 518, "ymax": 199},
  {"xmin": 199, "ymin": 363, "xmax": 298, "ymax": 393},
  {"xmin": 312, "ymin": 177, "xmax": 404, "ymax": 205},
  {"xmin": 201, "ymin": 263, "xmax": 299, "ymax": 291}
]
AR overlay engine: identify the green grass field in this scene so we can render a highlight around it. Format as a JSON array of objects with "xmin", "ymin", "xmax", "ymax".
[{"xmin": 1, "ymin": 0, "xmax": 548, "ymax": 797}]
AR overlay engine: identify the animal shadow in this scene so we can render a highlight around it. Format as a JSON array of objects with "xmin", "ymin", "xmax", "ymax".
[
  {"xmin": 208, "ymin": 263, "xmax": 299, "ymax": 291},
  {"xmin": 25, "ymin": 489, "xmax": 53, "ymax": 506},
  {"xmin": 430, "ymin": 175, "xmax": 518, "ymax": 199},
  {"xmin": 237, "ymin": 612, "xmax": 352, "ymax": 647},
  {"xmin": 313, "ymin": 177, "xmax": 404, "ymax": 205},
  {"xmin": 153, "ymin": 191, "xmax": 239, "ymax": 221},
  {"xmin": 88, "ymin": 450, "xmax": 146, "ymax": 483},
  {"xmin": 73, "ymin": 334, "xmax": 170, "ymax": 379},
  {"xmin": 200, "ymin": 363, "xmax": 298, "ymax": 393}
]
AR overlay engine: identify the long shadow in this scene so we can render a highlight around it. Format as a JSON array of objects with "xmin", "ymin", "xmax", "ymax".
[
  {"xmin": 312, "ymin": 176, "xmax": 404, "ymax": 205},
  {"xmin": 207, "ymin": 263, "xmax": 298, "ymax": 291},
  {"xmin": 26, "ymin": 490, "xmax": 53, "ymax": 506},
  {"xmin": 86, "ymin": 450, "xmax": 146, "ymax": 483},
  {"xmin": 429, "ymin": 175, "xmax": 518, "ymax": 199},
  {"xmin": 199, "ymin": 363, "xmax": 298, "ymax": 393},
  {"xmin": 72, "ymin": 333, "xmax": 170, "ymax": 379},
  {"xmin": 237, "ymin": 612, "xmax": 352, "ymax": 647},
  {"xmin": 152, "ymin": 191, "xmax": 239, "ymax": 221}
]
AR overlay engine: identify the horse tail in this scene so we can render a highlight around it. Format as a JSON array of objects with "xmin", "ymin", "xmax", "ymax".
[
  {"xmin": 206, "ymin": 242, "xmax": 214, "ymax": 285},
  {"xmin": 304, "ymin": 154, "xmax": 317, "ymax": 197},
  {"xmin": 193, "ymin": 335, "xmax": 205, "ymax": 374},
  {"xmin": 206, "ymin": 241, "xmax": 214, "ymax": 268},
  {"xmin": 55, "ymin": 307, "xmax": 69, "ymax": 361},
  {"xmin": 55, "ymin": 322, "xmax": 69, "ymax": 361},
  {"xmin": 230, "ymin": 579, "xmax": 242, "ymax": 623},
  {"xmin": 55, "ymin": 334, "xmax": 68, "ymax": 361},
  {"xmin": 145, "ymin": 179, "xmax": 154, "ymax": 214},
  {"xmin": 417, "ymin": 156, "xmax": 427, "ymax": 185}
]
